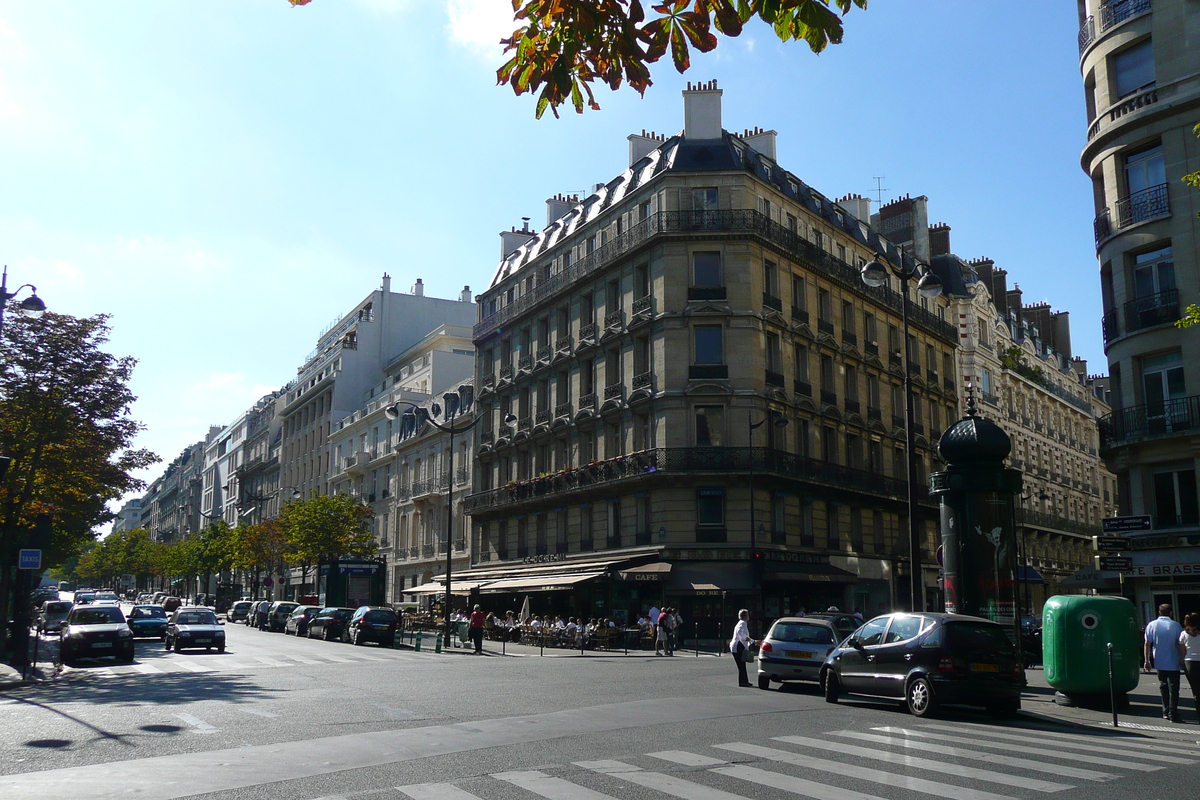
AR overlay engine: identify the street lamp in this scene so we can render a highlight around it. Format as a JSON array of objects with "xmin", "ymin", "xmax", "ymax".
[
  {"xmin": 861, "ymin": 250, "xmax": 942, "ymax": 612},
  {"xmin": 748, "ymin": 409, "xmax": 788, "ymax": 624},
  {"xmin": 0, "ymin": 265, "xmax": 46, "ymax": 335},
  {"xmin": 385, "ymin": 384, "xmax": 480, "ymax": 648}
]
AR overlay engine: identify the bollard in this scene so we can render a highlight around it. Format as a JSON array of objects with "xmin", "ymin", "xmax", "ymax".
[
  {"xmin": 393, "ymin": 630, "xmax": 403, "ymax": 650},
  {"xmin": 415, "ymin": 631, "xmax": 423, "ymax": 652},
  {"xmin": 695, "ymin": 621, "xmax": 699, "ymax": 657},
  {"xmin": 435, "ymin": 634, "xmax": 442, "ymax": 654},
  {"xmin": 1107, "ymin": 642, "xmax": 1119, "ymax": 728}
]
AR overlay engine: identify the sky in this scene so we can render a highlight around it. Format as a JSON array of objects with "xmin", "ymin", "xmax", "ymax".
[{"xmin": 0, "ymin": 1, "xmax": 1102, "ymax": 527}]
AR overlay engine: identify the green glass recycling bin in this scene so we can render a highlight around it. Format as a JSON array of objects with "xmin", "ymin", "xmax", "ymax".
[{"xmin": 1043, "ymin": 594, "xmax": 1140, "ymax": 695}]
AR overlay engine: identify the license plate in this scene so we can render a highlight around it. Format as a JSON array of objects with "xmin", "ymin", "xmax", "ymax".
[
  {"xmin": 785, "ymin": 650, "xmax": 816, "ymax": 660},
  {"xmin": 970, "ymin": 662, "xmax": 999, "ymax": 673},
  {"xmin": 91, "ymin": 642, "xmax": 112, "ymax": 649},
  {"xmin": 195, "ymin": 638, "xmax": 211, "ymax": 643}
]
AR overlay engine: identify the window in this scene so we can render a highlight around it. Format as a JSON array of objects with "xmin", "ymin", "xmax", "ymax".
[
  {"xmin": 820, "ymin": 355, "xmax": 836, "ymax": 398},
  {"xmin": 826, "ymin": 504, "xmax": 840, "ymax": 548},
  {"xmin": 797, "ymin": 418, "xmax": 811, "ymax": 457},
  {"xmin": 695, "ymin": 406, "xmax": 724, "ymax": 447},
  {"xmin": 581, "ymin": 292, "xmax": 595, "ymax": 324},
  {"xmin": 850, "ymin": 508, "xmax": 864, "ymax": 551},
  {"xmin": 693, "ymin": 252, "xmax": 722, "ymax": 286},
  {"xmin": 766, "ymin": 333, "xmax": 782, "ymax": 374},
  {"xmin": 635, "ymin": 263, "xmax": 650, "ymax": 298},
  {"xmin": 1141, "ymin": 351, "xmax": 1185, "ymax": 433},
  {"xmin": 844, "ymin": 365, "xmax": 858, "ymax": 402},
  {"xmin": 693, "ymin": 187, "xmax": 718, "ymax": 211},
  {"xmin": 694, "ymin": 326, "xmax": 723, "ymax": 363},
  {"xmin": 1133, "ymin": 246, "xmax": 1175, "ymax": 312},
  {"xmin": 794, "ymin": 344, "xmax": 809, "ymax": 382},
  {"xmin": 771, "ymin": 493, "xmax": 785, "ymax": 544},
  {"xmin": 1113, "ymin": 38, "xmax": 1154, "ymax": 99},
  {"xmin": 864, "ymin": 313, "xmax": 877, "ymax": 346},
  {"xmin": 758, "ymin": 196, "xmax": 772, "ymax": 219},
  {"xmin": 606, "ymin": 501, "xmax": 621, "ymax": 548},
  {"xmin": 980, "ymin": 367, "xmax": 993, "ymax": 396},
  {"xmin": 841, "ymin": 300, "xmax": 855, "ymax": 336},
  {"xmin": 792, "ymin": 276, "xmax": 806, "ymax": 315},
  {"xmin": 818, "ymin": 289, "xmax": 833, "ymax": 326},
  {"xmin": 763, "ymin": 260, "xmax": 779, "ymax": 299},
  {"xmin": 696, "ymin": 488, "xmax": 724, "ymax": 526},
  {"xmin": 606, "ymin": 279, "xmax": 621, "ymax": 314},
  {"xmin": 799, "ymin": 500, "xmax": 814, "ymax": 547},
  {"xmin": 845, "ymin": 433, "xmax": 862, "ymax": 470},
  {"xmin": 925, "ymin": 345, "xmax": 936, "ymax": 377},
  {"xmin": 786, "ymin": 213, "xmax": 798, "ymax": 233},
  {"xmin": 1125, "ymin": 143, "xmax": 1165, "ymax": 197},
  {"xmin": 581, "ymin": 358, "xmax": 595, "ymax": 396},
  {"xmin": 1154, "ymin": 466, "xmax": 1198, "ymax": 527},
  {"xmin": 822, "ymin": 426, "xmax": 838, "ymax": 464},
  {"xmin": 867, "ymin": 374, "xmax": 880, "ymax": 410}
]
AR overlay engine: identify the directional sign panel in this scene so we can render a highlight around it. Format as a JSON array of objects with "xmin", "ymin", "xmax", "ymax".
[
  {"xmin": 18, "ymin": 549, "xmax": 42, "ymax": 570},
  {"xmin": 1102, "ymin": 515, "xmax": 1152, "ymax": 533},
  {"xmin": 1096, "ymin": 555, "xmax": 1133, "ymax": 572},
  {"xmin": 1093, "ymin": 536, "xmax": 1127, "ymax": 552}
]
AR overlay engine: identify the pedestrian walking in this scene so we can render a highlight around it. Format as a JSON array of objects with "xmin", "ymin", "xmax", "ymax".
[
  {"xmin": 1181, "ymin": 612, "xmax": 1200, "ymax": 723},
  {"xmin": 656, "ymin": 609, "xmax": 672, "ymax": 656},
  {"xmin": 1145, "ymin": 603, "xmax": 1185, "ymax": 722},
  {"xmin": 729, "ymin": 608, "xmax": 756, "ymax": 688},
  {"xmin": 468, "ymin": 604, "xmax": 486, "ymax": 655}
]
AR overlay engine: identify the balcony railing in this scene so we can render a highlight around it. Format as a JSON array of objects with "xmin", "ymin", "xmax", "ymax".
[
  {"xmin": 1117, "ymin": 182, "xmax": 1170, "ymax": 228},
  {"xmin": 1124, "ymin": 288, "xmax": 1179, "ymax": 333},
  {"xmin": 844, "ymin": 398, "xmax": 860, "ymax": 414},
  {"xmin": 604, "ymin": 310, "xmax": 624, "ymax": 329},
  {"xmin": 1079, "ymin": 0, "xmax": 1151, "ymax": 55},
  {"xmin": 867, "ymin": 406, "xmax": 882, "ymax": 422},
  {"xmin": 411, "ymin": 474, "xmax": 450, "ymax": 498},
  {"xmin": 1016, "ymin": 507, "xmax": 1101, "ymax": 537},
  {"xmin": 1102, "ymin": 309, "xmax": 1119, "ymax": 344},
  {"xmin": 535, "ymin": 409, "xmax": 551, "ymax": 426},
  {"xmin": 820, "ymin": 389, "xmax": 838, "ymax": 406},
  {"xmin": 689, "ymin": 365, "xmax": 729, "ymax": 380},
  {"xmin": 554, "ymin": 402, "xmax": 573, "ymax": 418},
  {"xmin": 842, "ymin": 331, "xmax": 857, "ymax": 347},
  {"xmin": 499, "ymin": 364, "xmax": 514, "ymax": 383},
  {"xmin": 688, "ymin": 286, "xmax": 727, "ymax": 301},
  {"xmin": 892, "ymin": 414, "xmax": 905, "ymax": 429},
  {"xmin": 763, "ymin": 293, "xmax": 782, "ymax": 312},
  {"xmin": 1100, "ymin": 394, "xmax": 1200, "ymax": 449},
  {"xmin": 794, "ymin": 379, "xmax": 812, "ymax": 397},
  {"xmin": 518, "ymin": 354, "xmax": 533, "ymax": 373},
  {"xmin": 766, "ymin": 370, "xmax": 785, "ymax": 387},
  {"xmin": 791, "ymin": 306, "xmax": 809, "ymax": 324},
  {"xmin": 579, "ymin": 322, "xmax": 598, "ymax": 343},
  {"xmin": 536, "ymin": 345, "xmax": 552, "ymax": 364},
  {"xmin": 632, "ymin": 295, "xmax": 653, "ymax": 316},
  {"xmin": 464, "ymin": 447, "xmax": 922, "ymax": 514},
  {"xmin": 604, "ymin": 384, "xmax": 624, "ymax": 402},
  {"xmin": 632, "ymin": 371, "xmax": 652, "ymax": 390},
  {"xmin": 579, "ymin": 393, "xmax": 597, "ymax": 410},
  {"xmin": 817, "ymin": 319, "xmax": 835, "ymax": 335}
]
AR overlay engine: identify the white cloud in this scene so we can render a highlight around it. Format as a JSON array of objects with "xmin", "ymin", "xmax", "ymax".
[{"xmin": 445, "ymin": 0, "xmax": 519, "ymax": 60}]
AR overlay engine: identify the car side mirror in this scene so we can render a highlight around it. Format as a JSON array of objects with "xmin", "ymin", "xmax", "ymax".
[
  {"xmin": 218, "ymin": 620, "xmax": 225, "ymax": 625},
  {"xmin": 849, "ymin": 638, "xmax": 865, "ymax": 652}
]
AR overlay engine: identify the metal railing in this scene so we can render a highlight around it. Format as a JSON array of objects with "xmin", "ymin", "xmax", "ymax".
[
  {"xmin": 1100, "ymin": 394, "xmax": 1200, "ymax": 448},
  {"xmin": 1124, "ymin": 288, "xmax": 1179, "ymax": 333},
  {"xmin": 1017, "ymin": 507, "xmax": 1101, "ymax": 537},
  {"xmin": 1079, "ymin": 0, "xmax": 1151, "ymax": 55},
  {"xmin": 1116, "ymin": 182, "xmax": 1170, "ymax": 228},
  {"xmin": 763, "ymin": 293, "xmax": 782, "ymax": 312},
  {"xmin": 1102, "ymin": 309, "xmax": 1119, "ymax": 344}
]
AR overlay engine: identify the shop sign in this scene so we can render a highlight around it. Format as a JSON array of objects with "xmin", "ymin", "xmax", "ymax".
[
  {"xmin": 1102, "ymin": 515, "xmax": 1151, "ymax": 533},
  {"xmin": 761, "ymin": 551, "xmax": 828, "ymax": 565},
  {"xmin": 522, "ymin": 553, "xmax": 567, "ymax": 565},
  {"xmin": 620, "ymin": 571, "xmax": 664, "ymax": 582},
  {"xmin": 339, "ymin": 564, "xmax": 379, "ymax": 575},
  {"xmin": 1131, "ymin": 562, "xmax": 1200, "ymax": 578}
]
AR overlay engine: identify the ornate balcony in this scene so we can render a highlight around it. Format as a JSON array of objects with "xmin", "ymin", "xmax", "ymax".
[
  {"xmin": 535, "ymin": 409, "xmax": 551, "ymax": 426},
  {"xmin": 499, "ymin": 364, "xmax": 514, "ymax": 385},
  {"xmin": 518, "ymin": 354, "xmax": 534, "ymax": 374},
  {"xmin": 842, "ymin": 331, "xmax": 857, "ymax": 347},
  {"xmin": 820, "ymin": 389, "xmax": 838, "ymax": 406},
  {"xmin": 579, "ymin": 393, "xmax": 597, "ymax": 410},
  {"xmin": 1124, "ymin": 288, "xmax": 1179, "ymax": 334},
  {"xmin": 763, "ymin": 293, "xmax": 782, "ymax": 312},
  {"xmin": 791, "ymin": 306, "xmax": 809, "ymax": 324},
  {"xmin": 604, "ymin": 310, "xmax": 624, "ymax": 329},
  {"xmin": 632, "ymin": 295, "xmax": 653, "ymax": 317},
  {"xmin": 1100, "ymin": 394, "xmax": 1200, "ymax": 450},
  {"xmin": 689, "ymin": 365, "xmax": 728, "ymax": 380},
  {"xmin": 844, "ymin": 399, "xmax": 860, "ymax": 415},
  {"xmin": 765, "ymin": 370, "xmax": 784, "ymax": 388},
  {"xmin": 688, "ymin": 286, "xmax": 727, "ymax": 302},
  {"xmin": 554, "ymin": 402, "xmax": 573, "ymax": 419},
  {"xmin": 536, "ymin": 345, "xmax": 552, "ymax": 365},
  {"xmin": 794, "ymin": 379, "xmax": 812, "ymax": 398},
  {"xmin": 579, "ymin": 322, "xmax": 598, "ymax": 345},
  {"xmin": 867, "ymin": 406, "xmax": 882, "ymax": 422},
  {"xmin": 817, "ymin": 319, "xmax": 835, "ymax": 335},
  {"xmin": 632, "ymin": 371, "xmax": 652, "ymax": 391},
  {"xmin": 604, "ymin": 384, "xmax": 624, "ymax": 402}
]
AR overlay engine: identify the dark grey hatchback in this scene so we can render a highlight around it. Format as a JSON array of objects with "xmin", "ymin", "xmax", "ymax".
[{"xmin": 821, "ymin": 612, "xmax": 1023, "ymax": 718}]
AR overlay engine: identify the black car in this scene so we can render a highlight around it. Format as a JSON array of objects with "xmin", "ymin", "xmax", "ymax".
[
  {"xmin": 1020, "ymin": 615, "xmax": 1043, "ymax": 667},
  {"xmin": 127, "ymin": 605, "xmax": 169, "ymax": 639},
  {"xmin": 344, "ymin": 606, "xmax": 398, "ymax": 646},
  {"xmin": 821, "ymin": 612, "xmax": 1023, "ymax": 718},
  {"xmin": 306, "ymin": 607, "xmax": 355, "ymax": 641},
  {"xmin": 284, "ymin": 605, "xmax": 322, "ymax": 636},
  {"xmin": 164, "ymin": 607, "xmax": 226, "ymax": 653},
  {"xmin": 265, "ymin": 601, "xmax": 299, "ymax": 632},
  {"xmin": 60, "ymin": 605, "xmax": 135, "ymax": 665}
]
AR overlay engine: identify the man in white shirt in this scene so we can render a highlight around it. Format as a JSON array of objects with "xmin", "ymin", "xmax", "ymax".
[{"xmin": 1145, "ymin": 604, "xmax": 1186, "ymax": 722}]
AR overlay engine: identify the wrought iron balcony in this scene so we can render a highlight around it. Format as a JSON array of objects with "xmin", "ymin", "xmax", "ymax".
[
  {"xmin": 1117, "ymin": 183, "xmax": 1170, "ymax": 228},
  {"xmin": 765, "ymin": 370, "xmax": 784, "ymax": 388},
  {"xmin": 554, "ymin": 402, "xmax": 573, "ymax": 418},
  {"xmin": 943, "ymin": 377, "xmax": 956, "ymax": 393},
  {"xmin": 632, "ymin": 371, "xmax": 652, "ymax": 390},
  {"xmin": 479, "ymin": 374, "xmax": 496, "ymax": 394},
  {"xmin": 867, "ymin": 406, "xmax": 881, "ymax": 422},
  {"xmin": 517, "ymin": 416, "xmax": 532, "ymax": 432},
  {"xmin": 421, "ymin": 544, "xmax": 435, "ymax": 558},
  {"xmin": 892, "ymin": 414, "xmax": 906, "ymax": 429},
  {"xmin": 844, "ymin": 398, "xmax": 860, "ymax": 415},
  {"xmin": 791, "ymin": 306, "xmax": 809, "ymax": 324},
  {"xmin": 1016, "ymin": 507, "xmax": 1101, "ymax": 537},
  {"xmin": 535, "ymin": 409, "xmax": 551, "ymax": 426},
  {"xmin": 499, "ymin": 364, "xmax": 514, "ymax": 383},
  {"xmin": 817, "ymin": 319, "xmax": 835, "ymax": 335},
  {"xmin": 1124, "ymin": 288, "xmax": 1179, "ymax": 334},
  {"xmin": 604, "ymin": 384, "xmax": 624, "ymax": 402},
  {"xmin": 555, "ymin": 335, "xmax": 573, "ymax": 355},
  {"xmin": 842, "ymin": 331, "xmax": 858, "ymax": 347},
  {"xmin": 1100, "ymin": 394, "xmax": 1200, "ymax": 449},
  {"xmin": 579, "ymin": 322, "xmax": 598, "ymax": 343},
  {"xmin": 689, "ymin": 365, "xmax": 728, "ymax": 380},
  {"xmin": 604, "ymin": 310, "xmax": 624, "ymax": 329},
  {"xmin": 536, "ymin": 345, "xmax": 552, "ymax": 364},
  {"xmin": 456, "ymin": 466, "xmax": 470, "ymax": 485},
  {"xmin": 763, "ymin": 293, "xmax": 782, "ymax": 312},
  {"xmin": 579, "ymin": 392, "xmax": 597, "ymax": 410},
  {"xmin": 518, "ymin": 354, "xmax": 534, "ymax": 373},
  {"xmin": 632, "ymin": 295, "xmax": 653, "ymax": 316},
  {"xmin": 688, "ymin": 286, "xmax": 727, "ymax": 302},
  {"xmin": 865, "ymin": 341, "xmax": 879, "ymax": 356},
  {"xmin": 820, "ymin": 389, "xmax": 838, "ymax": 406},
  {"xmin": 794, "ymin": 379, "xmax": 812, "ymax": 398},
  {"xmin": 479, "ymin": 431, "xmax": 494, "ymax": 446}
]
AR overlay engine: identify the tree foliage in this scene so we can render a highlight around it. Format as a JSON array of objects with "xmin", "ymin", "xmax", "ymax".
[
  {"xmin": 281, "ymin": 494, "xmax": 376, "ymax": 567},
  {"xmin": 287, "ymin": 0, "xmax": 867, "ymax": 118}
]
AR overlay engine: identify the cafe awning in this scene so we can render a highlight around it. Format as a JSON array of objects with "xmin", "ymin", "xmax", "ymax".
[
  {"xmin": 479, "ymin": 572, "xmax": 606, "ymax": 594},
  {"xmin": 402, "ymin": 579, "xmax": 492, "ymax": 596},
  {"xmin": 1060, "ymin": 567, "xmax": 1121, "ymax": 590},
  {"xmin": 619, "ymin": 562, "xmax": 673, "ymax": 581},
  {"xmin": 1017, "ymin": 565, "xmax": 1044, "ymax": 584}
]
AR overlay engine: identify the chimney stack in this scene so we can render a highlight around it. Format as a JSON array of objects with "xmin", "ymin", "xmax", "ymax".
[
  {"xmin": 837, "ymin": 194, "xmax": 872, "ymax": 224},
  {"xmin": 682, "ymin": 80, "xmax": 722, "ymax": 140},
  {"xmin": 500, "ymin": 223, "xmax": 536, "ymax": 259},
  {"xmin": 546, "ymin": 193, "xmax": 579, "ymax": 225},
  {"xmin": 741, "ymin": 126, "xmax": 777, "ymax": 161},
  {"xmin": 412, "ymin": 278, "xmax": 424, "ymax": 297},
  {"xmin": 929, "ymin": 223, "xmax": 951, "ymax": 257},
  {"xmin": 460, "ymin": 285, "xmax": 472, "ymax": 303},
  {"xmin": 381, "ymin": 272, "xmax": 391, "ymax": 294},
  {"xmin": 627, "ymin": 130, "xmax": 667, "ymax": 166}
]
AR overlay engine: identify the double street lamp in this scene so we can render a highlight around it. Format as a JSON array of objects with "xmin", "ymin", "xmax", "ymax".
[
  {"xmin": 385, "ymin": 384, "xmax": 479, "ymax": 648},
  {"xmin": 0, "ymin": 265, "xmax": 46, "ymax": 335},
  {"xmin": 860, "ymin": 250, "xmax": 942, "ymax": 613}
]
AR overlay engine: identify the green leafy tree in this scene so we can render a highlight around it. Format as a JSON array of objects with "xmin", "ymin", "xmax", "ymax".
[
  {"xmin": 288, "ymin": 0, "xmax": 868, "ymax": 118},
  {"xmin": 230, "ymin": 518, "xmax": 288, "ymax": 599},
  {"xmin": 281, "ymin": 494, "xmax": 376, "ymax": 591},
  {"xmin": 1, "ymin": 307, "xmax": 156, "ymax": 649}
]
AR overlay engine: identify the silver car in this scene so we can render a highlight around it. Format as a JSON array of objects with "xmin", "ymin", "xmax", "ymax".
[{"xmin": 756, "ymin": 616, "xmax": 842, "ymax": 690}]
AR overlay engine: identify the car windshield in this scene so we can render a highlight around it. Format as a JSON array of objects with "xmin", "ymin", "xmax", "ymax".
[
  {"xmin": 45, "ymin": 602, "xmax": 72, "ymax": 614},
  {"xmin": 234, "ymin": 602, "xmax": 252, "ymax": 610},
  {"xmin": 131, "ymin": 607, "xmax": 167, "ymax": 619},
  {"xmin": 770, "ymin": 623, "xmax": 835, "ymax": 645},
  {"xmin": 176, "ymin": 611, "xmax": 218, "ymax": 625},
  {"xmin": 364, "ymin": 610, "xmax": 396, "ymax": 623},
  {"xmin": 276, "ymin": 604, "xmax": 298, "ymax": 613},
  {"xmin": 947, "ymin": 622, "xmax": 1015, "ymax": 654},
  {"xmin": 70, "ymin": 607, "xmax": 125, "ymax": 625},
  {"xmin": 76, "ymin": 593, "xmax": 96, "ymax": 601},
  {"xmin": 96, "ymin": 592, "xmax": 119, "ymax": 601}
]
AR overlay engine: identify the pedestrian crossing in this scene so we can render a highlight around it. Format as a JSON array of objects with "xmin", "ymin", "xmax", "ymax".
[
  {"xmin": 388, "ymin": 720, "xmax": 1200, "ymax": 800},
  {"xmin": 65, "ymin": 648, "xmax": 415, "ymax": 678}
]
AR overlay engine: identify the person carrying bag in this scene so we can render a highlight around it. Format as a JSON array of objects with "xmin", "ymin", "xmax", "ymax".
[{"xmin": 729, "ymin": 608, "xmax": 756, "ymax": 688}]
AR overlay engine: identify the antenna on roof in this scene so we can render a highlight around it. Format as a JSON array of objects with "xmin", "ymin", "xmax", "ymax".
[{"xmin": 871, "ymin": 176, "xmax": 886, "ymax": 206}]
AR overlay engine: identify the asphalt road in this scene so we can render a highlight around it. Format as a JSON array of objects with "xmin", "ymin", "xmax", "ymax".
[{"xmin": 2, "ymin": 606, "xmax": 1198, "ymax": 800}]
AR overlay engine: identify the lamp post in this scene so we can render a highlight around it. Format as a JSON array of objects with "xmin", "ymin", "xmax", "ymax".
[
  {"xmin": 748, "ymin": 409, "xmax": 788, "ymax": 624},
  {"xmin": 385, "ymin": 384, "xmax": 479, "ymax": 648},
  {"xmin": 861, "ymin": 250, "xmax": 942, "ymax": 612},
  {"xmin": 233, "ymin": 486, "xmax": 301, "ymax": 599},
  {"xmin": 0, "ymin": 265, "xmax": 46, "ymax": 335}
]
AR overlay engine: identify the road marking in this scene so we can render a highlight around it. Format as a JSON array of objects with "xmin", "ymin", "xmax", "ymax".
[
  {"xmin": 396, "ymin": 784, "xmax": 482, "ymax": 800},
  {"xmin": 714, "ymin": 742, "xmax": 1018, "ymax": 800},
  {"xmin": 648, "ymin": 750, "xmax": 727, "ymax": 766},
  {"xmin": 494, "ymin": 769, "xmax": 619, "ymax": 799},
  {"xmin": 933, "ymin": 725, "xmax": 1196, "ymax": 764},
  {"xmin": 174, "ymin": 713, "xmax": 218, "ymax": 734},
  {"xmin": 283, "ymin": 654, "xmax": 322, "ymax": 665},
  {"xmin": 237, "ymin": 708, "xmax": 279, "ymax": 718},
  {"xmin": 576, "ymin": 759, "xmax": 757, "ymax": 800},
  {"xmin": 713, "ymin": 764, "xmax": 893, "ymax": 800},
  {"xmin": 840, "ymin": 730, "xmax": 1117, "ymax": 780},
  {"xmin": 991, "ymin": 724, "xmax": 1200, "ymax": 755},
  {"xmin": 312, "ymin": 653, "xmax": 357, "ymax": 663},
  {"xmin": 348, "ymin": 652, "xmax": 387, "ymax": 661},
  {"xmin": 774, "ymin": 734, "xmax": 1072, "ymax": 792},
  {"xmin": 132, "ymin": 663, "xmax": 163, "ymax": 674},
  {"xmin": 93, "ymin": 668, "xmax": 118, "ymax": 679},
  {"xmin": 252, "ymin": 656, "xmax": 291, "ymax": 667},
  {"xmin": 174, "ymin": 660, "xmax": 214, "ymax": 673},
  {"xmin": 877, "ymin": 727, "xmax": 1162, "ymax": 771}
]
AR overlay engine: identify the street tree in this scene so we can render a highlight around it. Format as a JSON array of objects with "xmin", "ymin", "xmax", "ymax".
[
  {"xmin": 280, "ymin": 494, "xmax": 376, "ymax": 593},
  {"xmin": 1, "ymin": 307, "xmax": 157, "ymax": 652},
  {"xmin": 287, "ymin": 0, "xmax": 868, "ymax": 118},
  {"xmin": 230, "ymin": 518, "xmax": 289, "ymax": 599}
]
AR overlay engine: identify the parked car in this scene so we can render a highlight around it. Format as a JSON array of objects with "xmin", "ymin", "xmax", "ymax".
[
  {"xmin": 283, "ymin": 605, "xmax": 321, "ymax": 636},
  {"xmin": 306, "ymin": 607, "xmax": 356, "ymax": 641},
  {"xmin": 31, "ymin": 587, "xmax": 60, "ymax": 606},
  {"xmin": 74, "ymin": 591, "xmax": 97, "ymax": 606},
  {"xmin": 60, "ymin": 605, "xmax": 135, "ymax": 665},
  {"xmin": 94, "ymin": 591, "xmax": 121, "ymax": 606},
  {"xmin": 344, "ymin": 606, "xmax": 398, "ymax": 646},
  {"xmin": 1020, "ymin": 615, "xmax": 1043, "ymax": 667},
  {"xmin": 164, "ymin": 607, "xmax": 226, "ymax": 653},
  {"xmin": 800, "ymin": 612, "xmax": 861, "ymax": 641},
  {"xmin": 152, "ymin": 592, "xmax": 168, "ymax": 604},
  {"xmin": 821, "ymin": 612, "xmax": 1024, "ymax": 718},
  {"xmin": 38, "ymin": 600, "xmax": 73, "ymax": 634},
  {"xmin": 227, "ymin": 600, "xmax": 254, "ymax": 623},
  {"xmin": 265, "ymin": 601, "xmax": 300, "ymax": 632},
  {"xmin": 127, "ymin": 605, "xmax": 169, "ymax": 639},
  {"xmin": 756, "ymin": 616, "xmax": 842, "ymax": 690},
  {"xmin": 251, "ymin": 600, "xmax": 272, "ymax": 628},
  {"xmin": 162, "ymin": 596, "xmax": 183, "ymax": 613}
]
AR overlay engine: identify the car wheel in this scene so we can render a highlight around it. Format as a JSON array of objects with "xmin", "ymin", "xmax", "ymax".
[
  {"xmin": 173, "ymin": 639, "xmax": 183, "ymax": 653},
  {"xmin": 823, "ymin": 670, "xmax": 840, "ymax": 704},
  {"xmin": 217, "ymin": 644, "xmax": 225, "ymax": 654},
  {"xmin": 906, "ymin": 677, "xmax": 937, "ymax": 717},
  {"xmin": 758, "ymin": 675, "xmax": 771, "ymax": 690},
  {"xmin": 326, "ymin": 627, "xmax": 336, "ymax": 642},
  {"xmin": 353, "ymin": 628, "xmax": 363, "ymax": 646}
]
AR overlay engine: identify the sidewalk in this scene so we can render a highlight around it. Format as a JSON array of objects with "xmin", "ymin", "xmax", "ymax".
[{"xmin": 393, "ymin": 631, "xmax": 724, "ymax": 659}]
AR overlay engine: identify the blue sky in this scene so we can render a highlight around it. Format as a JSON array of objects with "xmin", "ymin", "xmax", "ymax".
[{"xmin": 0, "ymin": 1, "xmax": 1101, "ymax": 519}]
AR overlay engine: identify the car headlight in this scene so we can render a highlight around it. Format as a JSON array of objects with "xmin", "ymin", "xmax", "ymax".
[
  {"xmin": 179, "ymin": 631, "xmax": 192, "ymax": 637},
  {"xmin": 118, "ymin": 629, "xmax": 132, "ymax": 638},
  {"xmin": 215, "ymin": 630, "xmax": 225, "ymax": 637}
]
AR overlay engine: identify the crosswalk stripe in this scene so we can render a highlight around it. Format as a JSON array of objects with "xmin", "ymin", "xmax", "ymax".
[
  {"xmin": 494, "ymin": 769, "xmax": 619, "ymax": 799},
  {"xmin": 841, "ymin": 730, "xmax": 1117, "ymax": 780},
  {"xmin": 988, "ymin": 724, "xmax": 1200, "ymax": 756},
  {"xmin": 714, "ymin": 742, "xmax": 1018, "ymax": 800},
  {"xmin": 348, "ymin": 652, "xmax": 387, "ymax": 661},
  {"xmin": 253, "ymin": 656, "xmax": 291, "ymax": 667},
  {"xmin": 933, "ymin": 725, "xmax": 1196, "ymax": 764},
  {"xmin": 649, "ymin": 750, "xmax": 727, "ymax": 766},
  {"xmin": 132, "ymin": 663, "xmax": 163, "ymax": 674},
  {"xmin": 312, "ymin": 653, "xmax": 357, "ymax": 663},
  {"xmin": 396, "ymin": 783, "xmax": 481, "ymax": 800},
  {"xmin": 576, "ymin": 759, "xmax": 756, "ymax": 800},
  {"xmin": 874, "ymin": 727, "xmax": 1163, "ymax": 772},
  {"xmin": 773, "ymin": 735, "xmax": 1072, "ymax": 792},
  {"xmin": 283, "ymin": 654, "xmax": 322, "ymax": 665},
  {"xmin": 175, "ymin": 660, "xmax": 214, "ymax": 673},
  {"xmin": 174, "ymin": 712, "xmax": 218, "ymax": 734},
  {"xmin": 93, "ymin": 668, "xmax": 117, "ymax": 678},
  {"xmin": 713, "ymin": 764, "xmax": 894, "ymax": 800}
]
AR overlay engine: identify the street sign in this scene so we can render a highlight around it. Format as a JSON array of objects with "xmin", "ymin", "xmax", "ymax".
[
  {"xmin": 1102, "ymin": 515, "xmax": 1152, "ymax": 533},
  {"xmin": 1094, "ymin": 536, "xmax": 1127, "ymax": 552},
  {"xmin": 1095, "ymin": 555, "xmax": 1133, "ymax": 572},
  {"xmin": 18, "ymin": 549, "xmax": 41, "ymax": 570},
  {"xmin": 262, "ymin": 577, "xmax": 273, "ymax": 588}
]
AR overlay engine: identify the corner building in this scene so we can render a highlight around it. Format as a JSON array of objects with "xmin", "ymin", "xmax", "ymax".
[
  {"xmin": 1079, "ymin": 0, "xmax": 1200, "ymax": 621},
  {"xmin": 463, "ymin": 84, "xmax": 959, "ymax": 632}
]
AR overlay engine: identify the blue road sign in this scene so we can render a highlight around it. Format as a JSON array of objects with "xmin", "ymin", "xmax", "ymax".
[{"xmin": 18, "ymin": 549, "xmax": 42, "ymax": 570}]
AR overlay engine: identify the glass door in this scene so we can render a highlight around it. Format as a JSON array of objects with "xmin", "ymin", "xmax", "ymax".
[{"xmin": 1142, "ymin": 352, "xmax": 1185, "ymax": 434}]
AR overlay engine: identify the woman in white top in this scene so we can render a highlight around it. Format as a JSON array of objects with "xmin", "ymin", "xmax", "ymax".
[
  {"xmin": 1181, "ymin": 613, "xmax": 1200, "ymax": 724},
  {"xmin": 729, "ymin": 608, "xmax": 756, "ymax": 687}
]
